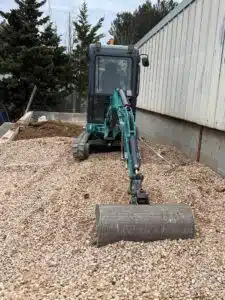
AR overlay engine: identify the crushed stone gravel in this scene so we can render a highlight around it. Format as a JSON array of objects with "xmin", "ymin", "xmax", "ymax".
[{"xmin": 0, "ymin": 136, "xmax": 225, "ymax": 299}]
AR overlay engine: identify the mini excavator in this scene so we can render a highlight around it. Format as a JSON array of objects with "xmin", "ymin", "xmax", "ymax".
[{"xmin": 72, "ymin": 42, "xmax": 195, "ymax": 247}]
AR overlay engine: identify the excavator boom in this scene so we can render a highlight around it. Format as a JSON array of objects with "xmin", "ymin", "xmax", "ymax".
[{"xmin": 104, "ymin": 88, "xmax": 149, "ymax": 204}]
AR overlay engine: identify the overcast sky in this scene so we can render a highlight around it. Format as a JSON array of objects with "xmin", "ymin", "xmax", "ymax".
[{"xmin": 0, "ymin": 0, "xmax": 182, "ymax": 47}]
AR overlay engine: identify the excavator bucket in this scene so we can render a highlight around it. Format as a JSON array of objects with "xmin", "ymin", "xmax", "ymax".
[{"xmin": 95, "ymin": 203, "xmax": 195, "ymax": 247}]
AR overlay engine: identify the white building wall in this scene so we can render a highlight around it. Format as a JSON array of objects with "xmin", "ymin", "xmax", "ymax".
[{"xmin": 136, "ymin": 0, "xmax": 225, "ymax": 131}]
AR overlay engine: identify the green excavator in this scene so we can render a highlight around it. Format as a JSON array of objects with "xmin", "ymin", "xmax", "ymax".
[{"xmin": 72, "ymin": 42, "xmax": 195, "ymax": 247}]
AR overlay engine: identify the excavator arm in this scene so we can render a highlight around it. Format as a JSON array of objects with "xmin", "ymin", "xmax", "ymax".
[{"xmin": 103, "ymin": 88, "xmax": 149, "ymax": 205}]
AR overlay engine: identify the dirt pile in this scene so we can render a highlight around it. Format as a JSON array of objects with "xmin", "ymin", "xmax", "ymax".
[{"xmin": 15, "ymin": 120, "xmax": 83, "ymax": 140}]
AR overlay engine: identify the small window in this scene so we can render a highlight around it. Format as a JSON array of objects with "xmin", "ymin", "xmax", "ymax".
[{"xmin": 95, "ymin": 56, "xmax": 132, "ymax": 94}]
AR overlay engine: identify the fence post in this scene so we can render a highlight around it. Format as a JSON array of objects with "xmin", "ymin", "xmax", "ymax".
[{"xmin": 25, "ymin": 85, "xmax": 37, "ymax": 114}]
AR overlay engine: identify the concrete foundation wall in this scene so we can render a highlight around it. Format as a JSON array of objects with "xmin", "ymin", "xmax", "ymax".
[
  {"xmin": 17, "ymin": 111, "xmax": 86, "ymax": 125},
  {"xmin": 200, "ymin": 128, "xmax": 225, "ymax": 177},
  {"xmin": 136, "ymin": 108, "xmax": 225, "ymax": 177},
  {"xmin": 31, "ymin": 111, "xmax": 86, "ymax": 125}
]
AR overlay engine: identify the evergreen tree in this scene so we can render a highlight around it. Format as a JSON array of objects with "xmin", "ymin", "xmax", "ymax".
[
  {"xmin": 72, "ymin": 1, "xmax": 104, "ymax": 112},
  {"xmin": 0, "ymin": 0, "xmax": 51, "ymax": 117},
  {"xmin": 0, "ymin": 0, "xmax": 73, "ymax": 118},
  {"xmin": 109, "ymin": 0, "xmax": 178, "ymax": 45},
  {"xmin": 33, "ymin": 22, "xmax": 74, "ymax": 110},
  {"xmin": 109, "ymin": 12, "xmax": 134, "ymax": 45},
  {"xmin": 0, "ymin": 20, "xmax": 6, "ymax": 33}
]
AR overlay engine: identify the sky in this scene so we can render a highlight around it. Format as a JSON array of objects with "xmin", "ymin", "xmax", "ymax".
[{"xmin": 0, "ymin": 0, "xmax": 182, "ymax": 48}]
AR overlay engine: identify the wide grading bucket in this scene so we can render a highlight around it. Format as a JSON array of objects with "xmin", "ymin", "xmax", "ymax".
[{"xmin": 95, "ymin": 204, "xmax": 195, "ymax": 247}]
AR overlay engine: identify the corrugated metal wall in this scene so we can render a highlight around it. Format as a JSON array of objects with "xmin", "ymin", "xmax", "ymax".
[{"xmin": 136, "ymin": 0, "xmax": 225, "ymax": 131}]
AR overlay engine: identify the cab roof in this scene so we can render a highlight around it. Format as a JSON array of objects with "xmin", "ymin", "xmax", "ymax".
[{"xmin": 89, "ymin": 43, "xmax": 139, "ymax": 58}]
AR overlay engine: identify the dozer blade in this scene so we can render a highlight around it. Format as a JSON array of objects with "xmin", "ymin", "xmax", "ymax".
[{"xmin": 95, "ymin": 203, "xmax": 195, "ymax": 247}]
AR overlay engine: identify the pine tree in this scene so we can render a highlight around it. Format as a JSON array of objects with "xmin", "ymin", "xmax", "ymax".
[
  {"xmin": 109, "ymin": 0, "xmax": 178, "ymax": 45},
  {"xmin": 0, "ymin": 0, "xmax": 73, "ymax": 117},
  {"xmin": 33, "ymin": 22, "xmax": 74, "ymax": 110},
  {"xmin": 109, "ymin": 12, "xmax": 134, "ymax": 45},
  {"xmin": 0, "ymin": 0, "xmax": 52, "ymax": 117},
  {"xmin": 72, "ymin": 1, "xmax": 104, "ymax": 112}
]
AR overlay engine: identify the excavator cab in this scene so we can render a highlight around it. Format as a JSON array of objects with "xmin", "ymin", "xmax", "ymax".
[
  {"xmin": 87, "ymin": 43, "xmax": 149, "ymax": 124},
  {"xmin": 73, "ymin": 42, "xmax": 150, "ymax": 159}
]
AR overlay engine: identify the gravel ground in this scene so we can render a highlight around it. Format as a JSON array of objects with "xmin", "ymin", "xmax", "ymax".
[{"xmin": 0, "ymin": 136, "xmax": 225, "ymax": 299}]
